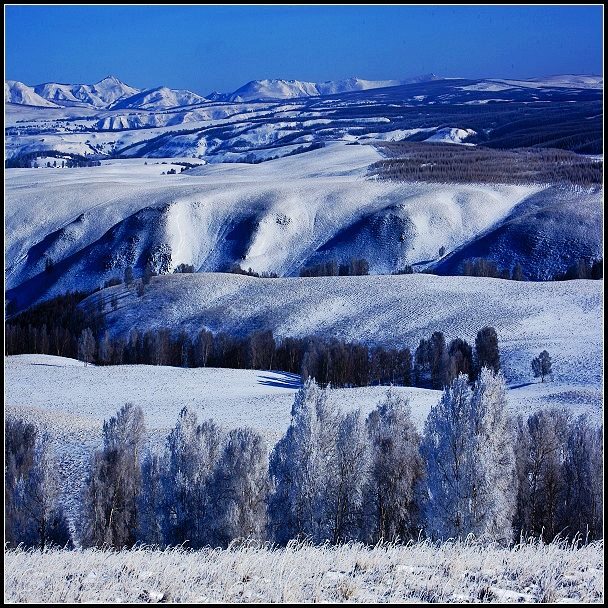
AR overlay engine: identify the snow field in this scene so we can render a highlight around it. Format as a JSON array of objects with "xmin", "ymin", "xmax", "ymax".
[
  {"xmin": 91, "ymin": 272, "xmax": 603, "ymax": 387},
  {"xmin": 4, "ymin": 539, "xmax": 603, "ymax": 603},
  {"xmin": 6, "ymin": 142, "xmax": 545, "ymax": 300}
]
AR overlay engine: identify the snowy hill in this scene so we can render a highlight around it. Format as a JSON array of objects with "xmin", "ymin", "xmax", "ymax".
[
  {"xmin": 4, "ymin": 73, "xmax": 601, "ymax": 164},
  {"xmin": 81, "ymin": 272, "xmax": 602, "ymax": 388},
  {"xmin": 5, "ymin": 142, "xmax": 602, "ymax": 313},
  {"xmin": 5, "ymin": 80, "xmax": 59, "ymax": 107},
  {"xmin": 110, "ymin": 86, "xmax": 208, "ymax": 110},
  {"xmin": 7, "ymin": 143, "xmax": 566, "ymax": 308},
  {"xmin": 493, "ymin": 74, "xmax": 603, "ymax": 90},
  {"xmin": 223, "ymin": 75, "xmax": 444, "ymax": 101},
  {"xmin": 226, "ymin": 76, "xmax": 412, "ymax": 101}
]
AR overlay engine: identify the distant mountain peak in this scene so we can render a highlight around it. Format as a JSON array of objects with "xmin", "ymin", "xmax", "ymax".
[{"xmin": 95, "ymin": 75, "xmax": 128, "ymax": 85}]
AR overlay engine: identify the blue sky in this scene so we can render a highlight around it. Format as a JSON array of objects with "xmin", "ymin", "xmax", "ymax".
[{"xmin": 5, "ymin": 5, "xmax": 603, "ymax": 94}]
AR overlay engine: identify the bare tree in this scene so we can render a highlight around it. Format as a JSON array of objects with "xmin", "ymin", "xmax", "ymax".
[
  {"xmin": 78, "ymin": 328, "xmax": 96, "ymax": 366},
  {"xmin": 81, "ymin": 403, "xmax": 146, "ymax": 548}
]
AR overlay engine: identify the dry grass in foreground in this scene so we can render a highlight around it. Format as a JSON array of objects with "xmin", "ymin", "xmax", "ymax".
[{"xmin": 4, "ymin": 538, "xmax": 603, "ymax": 603}]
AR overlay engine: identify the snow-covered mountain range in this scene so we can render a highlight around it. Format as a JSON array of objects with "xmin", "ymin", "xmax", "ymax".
[
  {"xmin": 6, "ymin": 74, "xmax": 448, "ymax": 108},
  {"xmin": 4, "ymin": 71, "xmax": 603, "ymax": 316},
  {"xmin": 7, "ymin": 72, "xmax": 602, "ymax": 110}
]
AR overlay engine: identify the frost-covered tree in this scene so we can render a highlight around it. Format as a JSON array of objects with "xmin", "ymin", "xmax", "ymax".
[
  {"xmin": 81, "ymin": 403, "xmax": 146, "ymax": 548},
  {"xmin": 5, "ymin": 420, "xmax": 70, "ymax": 550},
  {"xmin": 469, "ymin": 368, "xmax": 516, "ymax": 543},
  {"xmin": 422, "ymin": 369, "xmax": 515, "ymax": 543},
  {"xmin": 513, "ymin": 409, "xmax": 569, "ymax": 542},
  {"xmin": 363, "ymin": 390, "xmax": 424, "ymax": 543},
  {"xmin": 330, "ymin": 410, "xmax": 370, "ymax": 543},
  {"xmin": 268, "ymin": 379, "xmax": 340, "ymax": 544},
  {"xmin": 532, "ymin": 350, "xmax": 553, "ymax": 382},
  {"xmin": 422, "ymin": 373, "xmax": 474, "ymax": 540},
  {"xmin": 164, "ymin": 409, "xmax": 223, "ymax": 548},
  {"xmin": 98, "ymin": 331, "xmax": 113, "ymax": 365},
  {"xmin": 78, "ymin": 327, "xmax": 96, "ymax": 366},
  {"xmin": 207, "ymin": 428, "xmax": 269, "ymax": 548},
  {"xmin": 5, "ymin": 417, "xmax": 37, "ymax": 546},
  {"xmin": 559, "ymin": 417, "xmax": 603, "ymax": 541},
  {"xmin": 137, "ymin": 450, "xmax": 167, "ymax": 547}
]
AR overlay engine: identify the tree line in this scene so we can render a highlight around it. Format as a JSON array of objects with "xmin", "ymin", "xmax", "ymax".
[
  {"xmin": 456, "ymin": 257, "xmax": 603, "ymax": 281},
  {"xmin": 5, "ymin": 151, "xmax": 102, "ymax": 169},
  {"xmin": 6, "ymin": 369, "xmax": 602, "ymax": 551},
  {"xmin": 371, "ymin": 142, "xmax": 603, "ymax": 186},
  {"xmin": 300, "ymin": 258, "xmax": 370, "ymax": 277},
  {"xmin": 6, "ymin": 290, "xmax": 502, "ymax": 392}
]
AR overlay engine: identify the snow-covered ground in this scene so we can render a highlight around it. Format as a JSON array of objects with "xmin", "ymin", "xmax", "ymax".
[
  {"xmin": 5, "ymin": 539, "xmax": 603, "ymax": 603},
  {"xmin": 85, "ymin": 272, "xmax": 603, "ymax": 387},
  {"xmin": 5, "ymin": 354, "xmax": 442, "ymax": 447},
  {"xmin": 7, "ymin": 141, "xmax": 554, "ymax": 309}
]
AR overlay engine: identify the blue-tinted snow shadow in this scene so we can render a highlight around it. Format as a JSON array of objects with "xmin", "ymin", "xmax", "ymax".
[
  {"xmin": 508, "ymin": 382, "xmax": 536, "ymax": 390},
  {"xmin": 257, "ymin": 371, "xmax": 302, "ymax": 389}
]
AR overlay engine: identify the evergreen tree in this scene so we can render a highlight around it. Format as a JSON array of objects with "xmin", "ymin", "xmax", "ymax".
[{"xmin": 474, "ymin": 327, "xmax": 500, "ymax": 378}]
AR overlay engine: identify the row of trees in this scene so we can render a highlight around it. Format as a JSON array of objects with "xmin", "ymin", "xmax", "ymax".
[
  {"xmin": 6, "ymin": 298, "xmax": 501, "ymax": 391},
  {"xmin": 5, "ymin": 151, "xmax": 102, "ymax": 169},
  {"xmin": 553, "ymin": 258, "xmax": 603, "ymax": 281},
  {"xmin": 300, "ymin": 258, "xmax": 370, "ymax": 277},
  {"xmin": 459, "ymin": 257, "xmax": 603, "ymax": 281},
  {"xmin": 6, "ymin": 369, "xmax": 602, "ymax": 551},
  {"xmin": 371, "ymin": 142, "xmax": 603, "ymax": 186}
]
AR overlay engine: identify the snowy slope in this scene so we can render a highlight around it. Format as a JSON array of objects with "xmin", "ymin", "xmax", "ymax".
[
  {"xmin": 5, "ymin": 73, "xmax": 601, "ymax": 163},
  {"xmin": 5, "ymin": 349, "xmax": 601, "ymax": 449},
  {"xmin": 228, "ymin": 77, "xmax": 411, "ymax": 101},
  {"xmin": 223, "ymin": 74, "xmax": 444, "ymax": 101},
  {"xmin": 4, "ymin": 355, "xmax": 438, "ymax": 446},
  {"xmin": 431, "ymin": 185, "xmax": 603, "ymax": 280},
  {"xmin": 423, "ymin": 127, "xmax": 476, "ymax": 144},
  {"xmin": 4, "ymin": 80, "xmax": 59, "ymax": 107},
  {"xmin": 83, "ymin": 272, "xmax": 603, "ymax": 388},
  {"xmin": 6, "ymin": 143, "xmax": 548, "ymax": 310},
  {"xmin": 110, "ymin": 86, "xmax": 208, "ymax": 110},
  {"xmin": 493, "ymin": 74, "xmax": 604, "ymax": 90}
]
